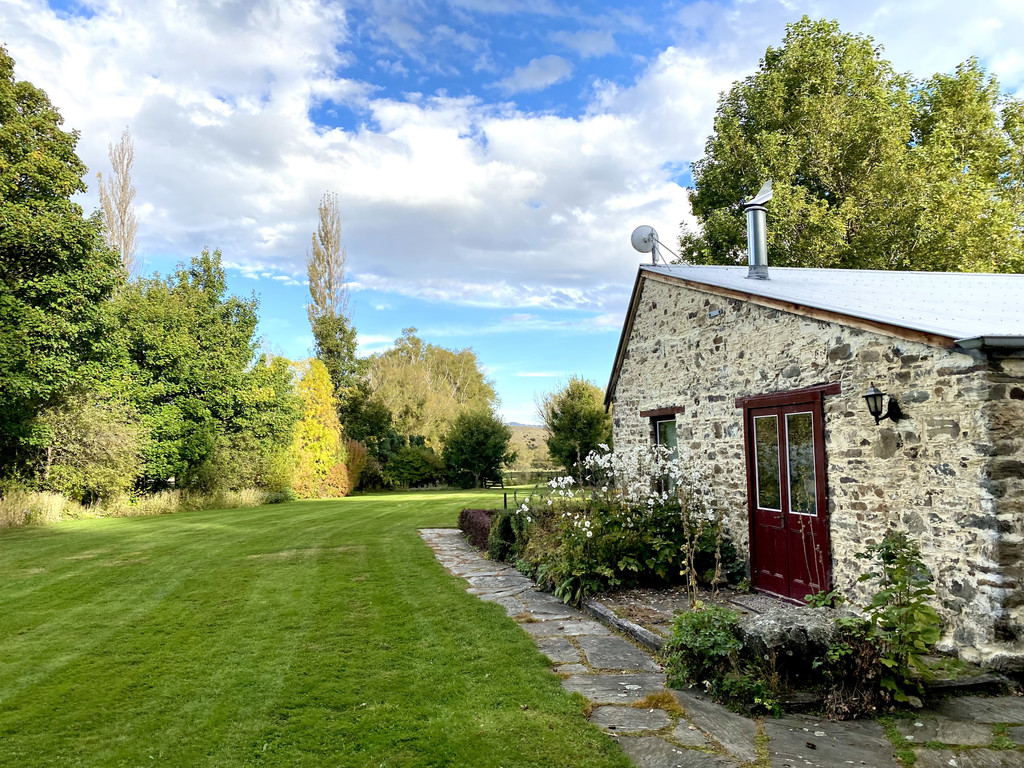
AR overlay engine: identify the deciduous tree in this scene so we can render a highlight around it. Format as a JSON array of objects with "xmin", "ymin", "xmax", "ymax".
[
  {"xmin": 679, "ymin": 17, "xmax": 1024, "ymax": 273},
  {"xmin": 367, "ymin": 328, "xmax": 496, "ymax": 446},
  {"xmin": 541, "ymin": 378, "xmax": 612, "ymax": 478},
  {"xmin": 0, "ymin": 46, "xmax": 122, "ymax": 478},
  {"xmin": 442, "ymin": 410, "xmax": 515, "ymax": 489},
  {"xmin": 290, "ymin": 358, "xmax": 348, "ymax": 498}
]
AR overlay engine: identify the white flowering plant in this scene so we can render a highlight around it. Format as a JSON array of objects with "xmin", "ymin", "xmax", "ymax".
[{"xmin": 500, "ymin": 445, "xmax": 744, "ymax": 605}]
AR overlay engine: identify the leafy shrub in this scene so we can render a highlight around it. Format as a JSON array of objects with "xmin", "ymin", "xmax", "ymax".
[
  {"xmin": 344, "ymin": 439, "xmax": 368, "ymax": 491},
  {"xmin": 664, "ymin": 603, "xmax": 743, "ymax": 687},
  {"xmin": 663, "ymin": 603, "xmax": 782, "ymax": 717},
  {"xmin": 504, "ymin": 455, "xmax": 744, "ymax": 605},
  {"xmin": 815, "ymin": 616, "xmax": 886, "ymax": 719},
  {"xmin": 386, "ymin": 445, "xmax": 446, "ymax": 488},
  {"xmin": 458, "ymin": 508, "xmax": 496, "ymax": 551},
  {"xmin": 488, "ymin": 510, "xmax": 517, "ymax": 561},
  {"xmin": 855, "ymin": 530, "xmax": 942, "ymax": 701}
]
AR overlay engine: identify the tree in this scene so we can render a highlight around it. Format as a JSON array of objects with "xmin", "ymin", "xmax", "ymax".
[
  {"xmin": 290, "ymin": 358, "xmax": 348, "ymax": 499},
  {"xmin": 0, "ymin": 46, "xmax": 122, "ymax": 478},
  {"xmin": 97, "ymin": 126, "xmax": 139, "ymax": 277},
  {"xmin": 114, "ymin": 249, "xmax": 263, "ymax": 490},
  {"xmin": 367, "ymin": 328, "xmax": 497, "ymax": 446},
  {"xmin": 542, "ymin": 378, "xmax": 612, "ymax": 478},
  {"xmin": 442, "ymin": 410, "xmax": 516, "ymax": 489},
  {"xmin": 306, "ymin": 191, "xmax": 362, "ymax": 399},
  {"xmin": 35, "ymin": 393, "xmax": 143, "ymax": 503},
  {"xmin": 679, "ymin": 17, "xmax": 1024, "ymax": 273}
]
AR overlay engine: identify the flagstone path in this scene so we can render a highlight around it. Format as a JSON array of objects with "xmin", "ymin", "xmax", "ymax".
[{"xmin": 420, "ymin": 528, "xmax": 1024, "ymax": 768}]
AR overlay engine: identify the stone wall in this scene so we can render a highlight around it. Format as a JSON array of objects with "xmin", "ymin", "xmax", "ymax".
[{"xmin": 609, "ymin": 274, "xmax": 1024, "ymax": 668}]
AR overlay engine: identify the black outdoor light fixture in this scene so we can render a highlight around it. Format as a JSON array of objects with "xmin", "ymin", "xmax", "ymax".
[{"xmin": 863, "ymin": 383, "xmax": 904, "ymax": 425}]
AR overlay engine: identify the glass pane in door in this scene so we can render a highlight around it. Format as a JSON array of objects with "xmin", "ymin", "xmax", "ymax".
[
  {"xmin": 786, "ymin": 412, "xmax": 817, "ymax": 516},
  {"xmin": 753, "ymin": 415, "xmax": 781, "ymax": 510}
]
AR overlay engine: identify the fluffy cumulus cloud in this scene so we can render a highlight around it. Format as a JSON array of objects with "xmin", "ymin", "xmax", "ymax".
[{"xmin": 3, "ymin": 0, "xmax": 1020, "ymax": 327}]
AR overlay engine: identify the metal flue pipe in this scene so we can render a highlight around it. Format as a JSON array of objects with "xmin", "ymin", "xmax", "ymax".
[{"xmin": 743, "ymin": 180, "xmax": 773, "ymax": 280}]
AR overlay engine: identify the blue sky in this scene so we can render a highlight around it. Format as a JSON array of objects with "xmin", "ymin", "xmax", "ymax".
[{"xmin": 5, "ymin": 0, "xmax": 1023, "ymax": 423}]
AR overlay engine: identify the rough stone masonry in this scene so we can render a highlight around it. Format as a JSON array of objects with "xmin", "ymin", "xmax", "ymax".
[{"xmin": 609, "ymin": 274, "xmax": 1024, "ymax": 669}]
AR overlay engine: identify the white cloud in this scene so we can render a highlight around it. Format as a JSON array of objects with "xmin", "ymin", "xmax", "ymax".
[
  {"xmin": 3, "ymin": 0, "xmax": 1019, "ymax": 336},
  {"xmin": 496, "ymin": 55, "xmax": 573, "ymax": 94},
  {"xmin": 551, "ymin": 29, "xmax": 617, "ymax": 59}
]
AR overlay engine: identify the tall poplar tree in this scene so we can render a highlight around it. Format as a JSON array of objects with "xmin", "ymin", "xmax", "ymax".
[
  {"xmin": 97, "ymin": 126, "xmax": 139, "ymax": 277},
  {"xmin": 306, "ymin": 191, "xmax": 361, "ymax": 400}
]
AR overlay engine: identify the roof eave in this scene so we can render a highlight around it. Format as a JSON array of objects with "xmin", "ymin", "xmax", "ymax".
[
  {"xmin": 604, "ymin": 267, "xmax": 647, "ymax": 411},
  {"xmin": 954, "ymin": 335, "xmax": 1024, "ymax": 355}
]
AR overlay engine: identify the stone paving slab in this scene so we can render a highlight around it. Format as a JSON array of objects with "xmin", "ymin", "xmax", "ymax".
[
  {"xmin": 589, "ymin": 705, "xmax": 671, "ymax": 732},
  {"xmin": 465, "ymin": 574, "xmax": 534, "ymax": 590},
  {"xmin": 533, "ymin": 636, "xmax": 581, "ymax": 664},
  {"xmin": 554, "ymin": 663, "xmax": 588, "ymax": 675},
  {"xmin": 895, "ymin": 717, "xmax": 994, "ymax": 746},
  {"xmin": 577, "ymin": 634, "xmax": 662, "ymax": 672},
  {"xmin": 1009, "ymin": 725, "xmax": 1024, "ymax": 746},
  {"xmin": 520, "ymin": 619, "xmax": 611, "ymax": 637},
  {"xmin": 617, "ymin": 737, "xmax": 735, "ymax": 768},
  {"xmin": 927, "ymin": 697, "xmax": 1024, "ymax": 725},
  {"xmin": 561, "ymin": 673, "xmax": 667, "ymax": 704},
  {"xmin": 491, "ymin": 595, "xmax": 527, "ymax": 617},
  {"xmin": 672, "ymin": 722, "xmax": 710, "ymax": 747},
  {"xmin": 763, "ymin": 714, "xmax": 898, "ymax": 768},
  {"xmin": 670, "ymin": 689, "xmax": 758, "ymax": 764},
  {"xmin": 914, "ymin": 749, "xmax": 1024, "ymax": 768},
  {"xmin": 519, "ymin": 592, "xmax": 587, "ymax": 620}
]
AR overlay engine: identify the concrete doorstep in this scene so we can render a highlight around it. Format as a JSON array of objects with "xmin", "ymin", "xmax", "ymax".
[{"xmin": 419, "ymin": 528, "xmax": 1024, "ymax": 768}]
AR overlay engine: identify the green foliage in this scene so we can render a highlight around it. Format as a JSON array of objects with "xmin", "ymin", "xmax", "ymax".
[
  {"xmin": 442, "ymin": 410, "xmax": 516, "ymax": 489},
  {"xmin": 814, "ymin": 616, "xmax": 886, "ymax": 719},
  {"xmin": 663, "ymin": 603, "xmax": 783, "ymax": 717},
  {"xmin": 34, "ymin": 393, "xmax": 143, "ymax": 503},
  {"xmin": 804, "ymin": 589, "xmax": 845, "ymax": 608},
  {"xmin": 542, "ymin": 377, "xmax": 612, "ymax": 477},
  {"xmin": 367, "ymin": 328, "xmax": 497, "ymax": 447},
  {"xmin": 487, "ymin": 509, "xmax": 517, "ymax": 562},
  {"xmin": 311, "ymin": 312, "xmax": 363, "ymax": 401},
  {"xmin": 0, "ymin": 46, "xmax": 123, "ymax": 476},
  {"xmin": 679, "ymin": 17, "xmax": 1024, "ymax": 273},
  {"xmin": 386, "ymin": 443, "xmax": 446, "ymax": 489},
  {"xmin": 856, "ymin": 530, "xmax": 942, "ymax": 701},
  {"xmin": 664, "ymin": 603, "xmax": 743, "ymax": 686},
  {"xmin": 507, "ymin": 492, "xmax": 740, "ymax": 605}
]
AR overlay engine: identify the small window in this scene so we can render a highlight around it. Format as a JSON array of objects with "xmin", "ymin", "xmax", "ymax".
[{"xmin": 654, "ymin": 417, "xmax": 678, "ymax": 492}]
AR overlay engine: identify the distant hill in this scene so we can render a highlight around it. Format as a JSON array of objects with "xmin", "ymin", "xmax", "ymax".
[{"xmin": 508, "ymin": 425, "xmax": 556, "ymax": 471}]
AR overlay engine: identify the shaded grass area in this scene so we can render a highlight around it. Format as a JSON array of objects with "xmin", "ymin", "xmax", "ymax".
[{"xmin": 0, "ymin": 491, "xmax": 631, "ymax": 768}]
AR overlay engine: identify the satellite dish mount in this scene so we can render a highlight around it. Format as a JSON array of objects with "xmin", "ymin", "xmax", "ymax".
[{"xmin": 631, "ymin": 225, "xmax": 660, "ymax": 265}]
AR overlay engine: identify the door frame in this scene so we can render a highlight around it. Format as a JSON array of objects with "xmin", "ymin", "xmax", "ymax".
[{"xmin": 735, "ymin": 382, "xmax": 840, "ymax": 601}]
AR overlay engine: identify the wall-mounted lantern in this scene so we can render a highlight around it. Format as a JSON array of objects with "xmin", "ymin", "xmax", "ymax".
[{"xmin": 863, "ymin": 383, "xmax": 904, "ymax": 425}]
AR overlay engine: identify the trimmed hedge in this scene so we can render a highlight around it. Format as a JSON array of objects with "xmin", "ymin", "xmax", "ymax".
[{"xmin": 458, "ymin": 508, "xmax": 496, "ymax": 551}]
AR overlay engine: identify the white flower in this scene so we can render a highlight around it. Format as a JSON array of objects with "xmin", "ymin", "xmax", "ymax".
[
  {"xmin": 525, "ymin": 515, "xmax": 531, "ymax": 523},
  {"xmin": 586, "ymin": 530, "xmax": 593, "ymax": 538}
]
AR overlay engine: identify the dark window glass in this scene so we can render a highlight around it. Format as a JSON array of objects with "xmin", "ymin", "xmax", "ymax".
[
  {"xmin": 754, "ymin": 415, "xmax": 781, "ymax": 510},
  {"xmin": 786, "ymin": 412, "xmax": 817, "ymax": 516}
]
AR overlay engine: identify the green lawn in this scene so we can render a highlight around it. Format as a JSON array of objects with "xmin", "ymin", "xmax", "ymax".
[{"xmin": 0, "ymin": 491, "xmax": 631, "ymax": 768}]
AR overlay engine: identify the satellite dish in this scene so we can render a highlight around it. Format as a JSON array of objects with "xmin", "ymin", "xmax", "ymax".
[{"xmin": 631, "ymin": 225, "xmax": 657, "ymax": 254}]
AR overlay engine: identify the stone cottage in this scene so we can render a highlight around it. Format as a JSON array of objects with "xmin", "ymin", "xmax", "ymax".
[{"xmin": 606, "ymin": 231, "xmax": 1024, "ymax": 669}]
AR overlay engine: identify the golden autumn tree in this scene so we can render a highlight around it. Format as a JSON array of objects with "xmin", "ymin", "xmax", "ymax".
[{"xmin": 290, "ymin": 358, "xmax": 349, "ymax": 498}]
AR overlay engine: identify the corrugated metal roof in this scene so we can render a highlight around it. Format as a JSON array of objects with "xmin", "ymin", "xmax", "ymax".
[{"xmin": 643, "ymin": 264, "xmax": 1024, "ymax": 342}]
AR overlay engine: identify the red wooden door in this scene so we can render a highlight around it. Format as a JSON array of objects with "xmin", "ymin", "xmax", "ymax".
[{"xmin": 746, "ymin": 399, "xmax": 829, "ymax": 601}]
